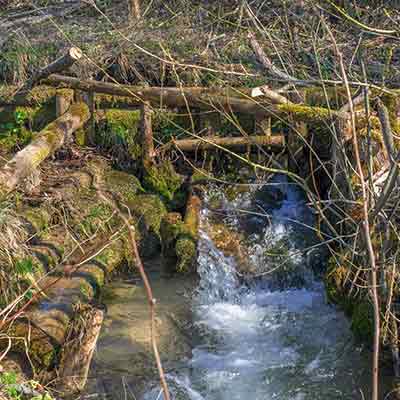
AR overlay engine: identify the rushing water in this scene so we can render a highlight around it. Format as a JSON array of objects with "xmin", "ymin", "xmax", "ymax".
[{"xmin": 143, "ymin": 177, "xmax": 373, "ymax": 400}]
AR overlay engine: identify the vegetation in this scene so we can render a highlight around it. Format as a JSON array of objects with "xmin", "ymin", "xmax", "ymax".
[{"xmin": 1, "ymin": 1, "xmax": 400, "ymax": 400}]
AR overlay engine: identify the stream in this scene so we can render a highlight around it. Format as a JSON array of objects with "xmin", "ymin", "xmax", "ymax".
[{"xmin": 87, "ymin": 176, "xmax": 376, "ymax": 400}]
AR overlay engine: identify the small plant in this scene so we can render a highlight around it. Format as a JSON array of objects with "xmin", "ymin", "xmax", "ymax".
[
  {"xmin": 15, "ymin": 257, "xmax": 34, "ymax": 276},
  {"xmin": 0, "ymin": 109, "xmax": 31, "ymax": 149},
  {"xmin": 0, "ymin": 372, "xmax": 20, "ymax": 400}
]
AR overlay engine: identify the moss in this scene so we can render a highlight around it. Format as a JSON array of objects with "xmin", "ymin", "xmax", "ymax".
[
  {"xmin": 144, "ymin": 161, "xmax": 184, "ymax": 206},
  {"xmin": 381, "ymin": 93, "xmax": 400, "ymax": 138},
  {"xmin": 277, "ymin": 103, "xmax": 334, "ymax": 122},
  {"xmin": 75, "ymin": 128, "xmax": 86, "ymax": 146},
  {"xmin": 78, "ymin": 203, "xmax": 118, "ymax": 236},
  {"xmin": 95, "ymin": 109, "xmax": 141, "ymax": 163},
  {"xmin": 160, "ymin": 212, "xmax": 184, "ymax": 244},
  {"xmin": 19, "ymin": 207, "xmax": 51, "ymax": 232},
  {"xmin": 175, "ymin": 235, "xmax": 197, "ymax": 273},
  {"xmin": 325, "ymin": 259, "xmax": 348, "ymax": 305},
  {"xmin": 325, "ymin": 254, "xmax": 374, "ymax": 342},
  {"xmin": 351, "ymin": 300, "xmax": 374, "ymax": 342},
  {"xmin": 104, "ymin": 109, "xmax": 140, "ymax": 130},
  {"xmin": 104, "ymin": 169, "xmax": 144, "ymax": 203},
  {"xmin": 5, "ymin": 321, "xmax": 58, "ymax": 370},
  {"xmin": 126, "ymin": 194, "xmax": 167, "ymax": 235}
]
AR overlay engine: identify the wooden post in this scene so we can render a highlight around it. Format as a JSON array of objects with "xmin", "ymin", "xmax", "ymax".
[
  {"xmin": 87, "ymin": 91, "xmax": 95, "ymax": 145},
  {"xmin": 254, "ymin": 116, "xmax": 272, "ymax": 156},
  {"xmin": 140, "ymin": 101, "xmax": 155, "ymax": 168}
]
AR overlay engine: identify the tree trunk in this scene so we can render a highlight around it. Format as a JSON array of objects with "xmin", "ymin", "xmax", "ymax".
[
  {"xmin": 171, "ymin": 134, "xmax": 284, "ymax": 153},
  {"xmin": 0, "ymin": 103, "xmax": 90, "ymax": 195}
]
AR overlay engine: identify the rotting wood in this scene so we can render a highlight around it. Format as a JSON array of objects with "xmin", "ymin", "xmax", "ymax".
[
  {"xmin": 17, "ymin": 47, "xmax": 82, "ymax": 94},
  {"xmin": 0, "ymin": 103, "xmax": 90, "ymax": 195},
  {"xmin": 58, "ymin": 308, "xmax": 104, "ymax": 393},
  {"xmin": 171, "ymin": 134, "xmax": 284, "ymax": 153}
]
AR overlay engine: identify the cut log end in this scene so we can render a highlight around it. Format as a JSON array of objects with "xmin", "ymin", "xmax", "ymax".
[{"xmin": 69, "ymin": 47, "xmax": 83, "ymax": 61}]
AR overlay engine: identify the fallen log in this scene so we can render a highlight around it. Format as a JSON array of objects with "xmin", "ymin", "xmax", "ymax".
[
  {"xmin": 171, "ymin": 134, "xmax": 285, "ymax": 152},
  {"xmin": 44, "ymin": 74, "xmax": 347, "ymax": 121},
  {"xmin": 0, "ymin": 86, "xmax": 74, "ymax": 107},
  {"xmin": 0, "ymin": 103, "xmax": 90, "ymax": 195},
  {"xmin": 17, "ymin": 47, "xmax": 82, "ymax": 94}
]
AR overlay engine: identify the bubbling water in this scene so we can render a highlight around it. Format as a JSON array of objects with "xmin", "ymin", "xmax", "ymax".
[{"xmin": 144, "ymin": 176, "xmax": 370, "ymax": 400}]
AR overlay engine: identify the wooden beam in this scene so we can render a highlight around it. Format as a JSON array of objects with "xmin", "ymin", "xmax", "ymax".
[
  {"xmin": 44, "ymin": 75, "xmax": 347, "ymax": 122},
  {"xmin": 171, "ymin": 134, "xmax": 284, "ymax": 153}
]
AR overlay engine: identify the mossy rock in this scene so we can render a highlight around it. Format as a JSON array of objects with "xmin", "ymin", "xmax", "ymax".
[
  {"xmin": 144, "ymin": 161, "xmax": 185, "ymax": 207},
  {"xmin": 104, "ymin": 169, "xmax": 144, "ymax": 204},
  {"xmin": 126, "ymin": 194, "xmax": 168, "ymax": 259},
  {"xmin": 95, "ymin": 109, "xmax": 141, "ymax": 162},
  {"xmin": 18, "ymin": 206, "xmax": 52, "ymax": 233},
  {"xmin": 160, "ymin": 212, "xmax": 184, "ymax": 268}
]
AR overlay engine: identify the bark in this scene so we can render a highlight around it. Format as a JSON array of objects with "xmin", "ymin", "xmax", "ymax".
[
  {"xmin": 17, "ymin": 47, "xmax": 82, "ymax": 93},
  {"xmin": 56, "ymin": 94, "xmax": 72, "ymax": 117},
  {"xmin": 58, "ymin": 309, "xmax": 104, "ymax": 393},
  {"xmin": 0, "ymin": 103, "xmax": 90, "ymax": 195},
  {"xmin": 171, "ymin": 135, "xmax": 284, "ymax": 152},
  {"xmin": 43, "ymin": 74, "xmax": 345, "ymax": 121}
]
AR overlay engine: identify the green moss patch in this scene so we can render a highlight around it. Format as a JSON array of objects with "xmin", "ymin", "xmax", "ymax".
[{"xmin": 144, "ymin": 161, "xmax": 184, "ymax": 207}]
